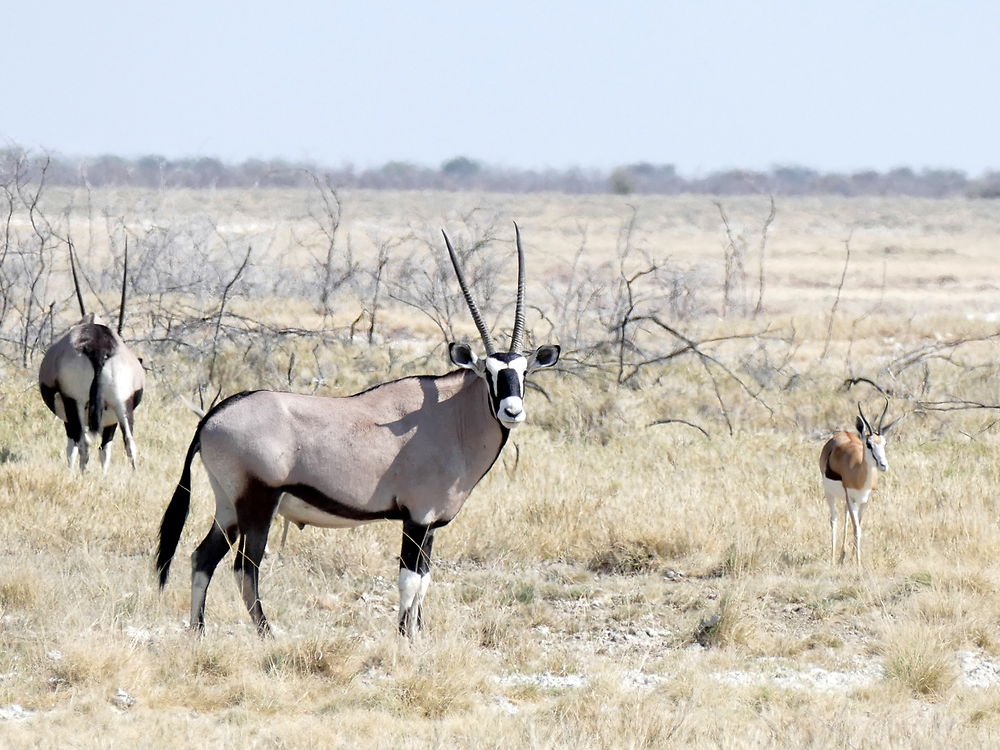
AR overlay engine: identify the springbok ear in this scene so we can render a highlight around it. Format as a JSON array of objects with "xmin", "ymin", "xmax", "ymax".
[
  {"xmin": 880, "ymin": 416, "xmax": 902, "ymax": 436},
  {"xmin": 855, "ymin": 415, "xmax": 868, "ymax": 436},
  {"xmin": 449, "ymin": 343, "xmax": 482, "ymax": 372}
]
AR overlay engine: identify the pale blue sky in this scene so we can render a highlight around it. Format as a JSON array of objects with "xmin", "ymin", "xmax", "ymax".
[{"xmin": 2, "ymin": 1, "xmax": 998, "ymax": 175}]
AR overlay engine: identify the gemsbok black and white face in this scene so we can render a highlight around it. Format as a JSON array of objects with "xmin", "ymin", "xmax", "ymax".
[{"xmin": 450, "ymin": 347, "xmax": 561, "ymax": 429}]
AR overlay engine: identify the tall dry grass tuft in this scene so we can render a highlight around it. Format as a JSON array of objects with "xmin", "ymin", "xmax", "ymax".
[
  {"xmin": 879, "ymin": 622, "xmax": 957, "ymax": 699},
  {"xmin": 382, "ymin": 636, "xmax": 492, "ymax": 718},
  {"xmin": 694, "ymin": 584, "xmax": 766, "ymax": 651}
]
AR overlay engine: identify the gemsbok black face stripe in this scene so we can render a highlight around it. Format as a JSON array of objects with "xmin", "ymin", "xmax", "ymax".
[{"xmin": 156, "ymin": 224, "xmax": 560, "ymax": 640}]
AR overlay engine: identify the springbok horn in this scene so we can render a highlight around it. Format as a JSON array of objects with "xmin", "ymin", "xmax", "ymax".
[
  {"xmin": 118, "ymin": 236, "xmax": 128, "ymax": 336},
  {"xmin": 857, "ymin": 403, "xmax": 873, "ymax": 435},
  {"xmin": 509, "ymin": 222, "xmax": 526, "ymax": 352},
  {"xmin": 442, "ymin": 230, "xmax": 496, "ymax": 355},
  {"xmin": 68, "ymin": 240, "xmax": 86, "ymax": 318},
  {"xmin": 877, "ymin": 397, "xmax": 889, "ymax": 433}
]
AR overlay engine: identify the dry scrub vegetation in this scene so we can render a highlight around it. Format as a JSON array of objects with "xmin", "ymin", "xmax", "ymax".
[{"xmin": 2, "ymin": 171, "xmax": 1000, "ymax": 747}]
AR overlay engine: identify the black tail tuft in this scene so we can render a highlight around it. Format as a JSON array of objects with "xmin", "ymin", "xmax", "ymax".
[
  {"xmin": 87, "ymin": 366, "xmax": 103, "ymax": 434},
  {"xmin": 157, "ymin": 433, "xmax": 201, "ymax": 587},
  {"xmin": 78, "ymin": 323, "xmax": 117, "ymax": 435}
]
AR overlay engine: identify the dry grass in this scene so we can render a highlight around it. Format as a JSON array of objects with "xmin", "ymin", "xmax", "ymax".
[{"xmin": 1, "ymin": 190, "xmax": 1000, "ymax": 747}]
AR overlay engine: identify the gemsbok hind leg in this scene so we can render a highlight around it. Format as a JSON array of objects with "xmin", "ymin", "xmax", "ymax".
[
  {"xmin": 232, "ymin": 481, "xmax": 281, "ymax": 636},
  {"xmin": 190, "ymin": 472, "xmax": 239, "ymax": 632},
  {"xmin": 190, "ymin": 522, "xmax": 237, "ymax": 631},
  {"xmin": 61, "ymin": 396, "xmax": 84, "ymax": 471},
  {"xmin": 110, "ymin": 398, "xmax": 138, "ymax": 469},
  {"xmin": 398, "ymin": 521, "xmax": 435, "ymax": 639}
]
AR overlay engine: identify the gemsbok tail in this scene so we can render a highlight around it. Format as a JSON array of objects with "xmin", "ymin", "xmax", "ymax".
[
  {"xmin": 87, "ymin": 362, "xmax": 104, "ymax": 436},
  {"xmin": 157, "ymin": 430, "xmax": 203, "ymax": 587},
  {"xmin": 79, "ymin": 325, "xmax": 118, "ymax": 437}
]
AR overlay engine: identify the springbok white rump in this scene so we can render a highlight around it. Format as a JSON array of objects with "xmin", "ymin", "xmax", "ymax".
[
  {"xmin": 38, "ymin": 240, "xmax": 145, "ymax": 472},
  {"xmin": 819, "ymin": 400, "xmax": 897, "ymax": 565},
  {"xmin": 156, "ymin": 225, "xmax": 560, "ymax": 638}
]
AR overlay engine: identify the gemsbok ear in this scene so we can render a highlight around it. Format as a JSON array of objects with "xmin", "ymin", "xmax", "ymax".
[
  {"xmin": 528, "ymin": 344, "xmax": 560, "ymax": 371},
  {"xmin": 449, "ymin": 343, "xmax": 482, "ymax": 372}
]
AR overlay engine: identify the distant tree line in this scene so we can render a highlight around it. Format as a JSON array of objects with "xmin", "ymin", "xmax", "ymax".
[{"xmin": 2, "ymin": 147, "xmax": 998, "ymax": 197}]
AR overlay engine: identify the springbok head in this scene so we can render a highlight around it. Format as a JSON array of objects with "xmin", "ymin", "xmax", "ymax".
[
  {"xmin": 443, "ymin": 224, "xmax": 560, "ymax": 430},
  {"xmin": 855, "ymin": 399, "xmax": 897, "ymax": 472}
]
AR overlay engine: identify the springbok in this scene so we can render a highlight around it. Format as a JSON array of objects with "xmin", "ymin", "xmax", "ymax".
[
  {"xmin": 38, "ymin": 240, "xmax": 145, "ymax": 472},
  {"xmin": 819, "ymin": 400, "xmax": 897, "ymax": 565},
  {"xmin": 156, "ymin": 225, "xmax": 560, "ymax": 638}
]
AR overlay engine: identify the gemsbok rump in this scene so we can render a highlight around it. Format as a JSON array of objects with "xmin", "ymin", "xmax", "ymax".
[
  {"xmin": 819, "ymin": 400, "xmax": 897, "ymax": 565},
  {"xmin": 38, "ymin": 240, "xmax": 145, "ymax": 472},
  {"xmin": 156, "ymin": 225, "xmax": 560, "ymax": 638}
]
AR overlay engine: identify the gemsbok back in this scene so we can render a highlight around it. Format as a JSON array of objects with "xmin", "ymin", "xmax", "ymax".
[
  {"xmin": 819, "ymin": 400, "xmax": 898, "ymax": 565},
  {"xmin": 156, "ymin": 225, "xmax": 560, "ymax": 638},
  {"xmin": 38, "ymin": 240, "xmax": 145, "ymax": 472}
]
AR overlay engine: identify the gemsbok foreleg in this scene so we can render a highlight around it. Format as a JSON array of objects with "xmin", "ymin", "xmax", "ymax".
[{"xmin": 398, "ymin": 521, "xmax": 435, "ymax": 639}]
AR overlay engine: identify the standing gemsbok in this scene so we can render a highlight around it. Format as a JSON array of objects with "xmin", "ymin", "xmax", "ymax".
[
  {"xmin": 38, "ymin": 240, "xmax": 145, "ymax": 472},
  {"xmin": 819, "ymin": 400, "xmax": 898, "ymax": 565},
  {"xmin": 156, "ymin": 225, "xmax": 560, "ymax": 638}
]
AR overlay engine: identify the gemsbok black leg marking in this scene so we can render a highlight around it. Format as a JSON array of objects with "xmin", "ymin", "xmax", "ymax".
[
  {"xmin": 190, "ymin": 523, "xmax": 237, "ymax": 631},
  {"xmin": 233, "ymin": 481, "xmax": 281, "ymax": 636},
  {"xmin": 62, "ymin": 396, "xmax": 83, "ymax": 443},
  {"xmin": 101, "ymin": 424, "xmax": 118, "ymax": 448},
  {"xmin": 398, "ymin": 521, "xmax": 436, "ymax": 637},
  {"xmin": 59, "ymin": 395, "xmax": 87, "ymax": 469}
]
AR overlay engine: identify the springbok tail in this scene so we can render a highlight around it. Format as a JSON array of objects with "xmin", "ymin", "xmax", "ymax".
[{"xmin": 157, "ymin": 431, "xmax": 202, "ymax": 587}]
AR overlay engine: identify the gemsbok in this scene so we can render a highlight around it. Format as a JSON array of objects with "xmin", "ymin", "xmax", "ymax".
[
  {"xmin": 38, "ymin": 240, "xmax": 145, "ymax": 472},
  {"xmin": 156, "ymin": 225, "xmax": 560, "ymax": 638},
  {"xmin": 819, "ymin": 400, "xmax": 897, "ymax": 565}
]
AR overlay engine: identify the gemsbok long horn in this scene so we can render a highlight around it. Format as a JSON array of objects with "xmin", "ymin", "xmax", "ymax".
[
  {"xmin": 118, "ymin": 236, "xmax": 128, "ymax": 336},
  {"xmin": 68, "ymin": 240, "xmax": 86, "ymax": 318},
  {"xmin": 510, "ymin": 222, "xmax": 526, "ymax": 352},
  {"xmin": 442, "ymin": 230, "xmax": 496, "ymax": 355},
  {"xmin": 38, "ymin": 238, "xmax": 145, "ymax": 472},
  {"xmin": 156, "ymin": 225, "xmax": 561, "ymax": 639}
]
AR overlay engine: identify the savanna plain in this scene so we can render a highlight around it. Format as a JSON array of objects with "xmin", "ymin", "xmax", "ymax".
[{"xmin": 1, "ymin": 185, "xmax": 1000, "ymax": 748}]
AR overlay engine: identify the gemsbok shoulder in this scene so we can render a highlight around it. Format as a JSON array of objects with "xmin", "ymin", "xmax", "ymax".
[
  {"xmin": 156, "ymin": 225, "xmax": 560, "ymax": 638},
  {"xmin": 819, "ymin": 400, "xmax": 898, "ymax": 565},
  {"xmin": 38, "ymin": 240, "xmax": 145, "ymax": 472}
]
